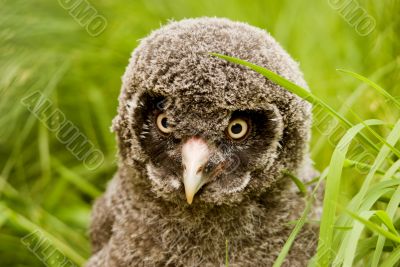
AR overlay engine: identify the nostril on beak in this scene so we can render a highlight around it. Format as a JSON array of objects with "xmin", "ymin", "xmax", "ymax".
[
  {"xmin": 196, "ymin": 166, "xmax": 204, "ymax": 175},
  {"xmin": 182, "ymin": 164, "xmax": 204, "ymax": 175}
]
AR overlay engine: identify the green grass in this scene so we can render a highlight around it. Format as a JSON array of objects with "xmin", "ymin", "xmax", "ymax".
[
  {"xmin": 212, "ymin": 53, "xmax": 400, "ymax": 266},
  {"xmin": 1, "ymin": 0, "xmax": 399, "ymax": 266}
]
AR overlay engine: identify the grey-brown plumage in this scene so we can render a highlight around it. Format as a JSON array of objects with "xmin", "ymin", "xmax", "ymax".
[{"xmin": 87, "ymin": 17, "xmax": 319, "ymax": 267}]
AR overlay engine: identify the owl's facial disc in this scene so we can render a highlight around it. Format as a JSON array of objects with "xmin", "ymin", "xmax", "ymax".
[
  {"xmin": 182, "ymin": 137, "xmax": 210, "ymax": 204},
  {"xmin": 134, "ymin": 93, "xmax": 283, "ymax": 205}
]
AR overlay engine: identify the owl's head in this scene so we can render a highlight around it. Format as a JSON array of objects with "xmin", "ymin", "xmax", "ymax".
[{"xmin": 113, "ymin": 18, "xmax": 312, "ymax": 206}]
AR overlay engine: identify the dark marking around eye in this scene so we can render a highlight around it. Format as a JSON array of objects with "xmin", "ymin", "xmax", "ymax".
[{"xmin": 221, "ymin": 109, "xmax": 280, "ymax": 168}]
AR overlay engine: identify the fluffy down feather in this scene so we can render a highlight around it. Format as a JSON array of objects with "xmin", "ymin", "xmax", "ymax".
[{"xmin": 87, "ymin": 17, "xmax": 319, "ymax": 267}]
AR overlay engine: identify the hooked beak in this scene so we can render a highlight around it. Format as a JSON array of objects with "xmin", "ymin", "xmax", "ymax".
[{"xmin": 182, "ymin": 137, "xmax": 210, "ymax": 204}]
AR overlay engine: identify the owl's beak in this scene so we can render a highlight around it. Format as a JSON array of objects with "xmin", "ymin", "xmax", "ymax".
[{"xmin": 182, "ymin": 137, "xmax": 210, "ymax": 204}]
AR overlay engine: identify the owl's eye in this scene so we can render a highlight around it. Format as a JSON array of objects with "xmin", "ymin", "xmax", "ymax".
[
  {"xmin": 226, "ymin": 118, "xmax": 250, "ymax": 140},
  {"xmin": 156, "ymin": 113, "xmax": 173, "ymax": 134}
]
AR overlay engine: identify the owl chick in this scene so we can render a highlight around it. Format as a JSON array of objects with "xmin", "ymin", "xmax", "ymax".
[{"xmin": 87, "ymin": 17, "xmax": 319, "ymax": 267}]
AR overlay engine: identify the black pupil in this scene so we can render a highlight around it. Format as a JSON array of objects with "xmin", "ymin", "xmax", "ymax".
[
  {"xmin": 161, "ymin": 117, "xmax": 169, "ymax": 128},
  {"xmin": 231, "ymin": 123, "xmax": 242, "ymax": 134}
]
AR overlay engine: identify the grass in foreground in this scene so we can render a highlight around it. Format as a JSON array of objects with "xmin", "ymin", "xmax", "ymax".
[{"xmin": 213, "ymin": 53, "xmax": 400, "ymax": 267}]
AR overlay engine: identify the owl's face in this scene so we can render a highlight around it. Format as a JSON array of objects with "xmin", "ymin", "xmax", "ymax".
[
  {"xmin": 115, "ymin": 18, "xmax": 312, "ymax": 206},
  {"xmin": 133, "ymin": 92, "xmax": 283, "ymax": 205}
]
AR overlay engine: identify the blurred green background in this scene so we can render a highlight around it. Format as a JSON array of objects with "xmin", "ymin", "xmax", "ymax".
[{"xmin": 0, "ymin": 0, "xmax": 399, "ymax": 266}]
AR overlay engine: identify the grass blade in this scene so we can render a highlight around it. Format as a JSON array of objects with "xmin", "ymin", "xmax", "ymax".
[
  {"xmin": 372, "ymin": 160, "xmax": 400, "ymax": 266},
  {"xmin": 0, "ymin": 203, "xmax": 86, "ymax": 266},
  {"xmin": 315, "ymin": 119, "xmax": 383, "ymax": 265},
  {"xmin": 337, "ymin": 69, "xmax": 400, "ymax": 109},
  {"xmin": 374, "ymin": 211, "xmax": 399, "ymax": 237},
  {"xmin": 380, "ymin": 246, "xmax": 400, "ymax": 267},
  {"xmin": 51, "ymin": 158, "xmax": 101, "ymax": 198},
  {"xmin": 333, "ymin": 118, "xmax": 400, "ymax": 265},
  {"xmin": 345, "ymin": 209, "xmax": 400, "ymax": 244},
  {"xmin": 283, "ymin": 170, "xmax": 307, "ymax": 195}
]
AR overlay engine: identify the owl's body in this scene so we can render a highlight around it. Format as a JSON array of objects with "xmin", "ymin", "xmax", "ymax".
[
  {"xmin": 88, "ymin": 167, "xmax": 316, "ymax": 266},
  {"xmin": 88, "ymin": 18, "xmax": 319, "ymax": 267}
]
